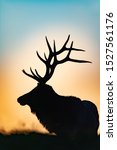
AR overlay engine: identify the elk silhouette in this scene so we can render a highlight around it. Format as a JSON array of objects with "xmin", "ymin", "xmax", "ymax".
[{"xmin": 18, "ymin": 35, "xmax": 99, "ymax": 138}]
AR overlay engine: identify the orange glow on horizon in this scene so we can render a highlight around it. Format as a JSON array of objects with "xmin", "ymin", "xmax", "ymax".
[{"xmin": 0, "ymin": 34, "xmax": 99, "ymax": 134}]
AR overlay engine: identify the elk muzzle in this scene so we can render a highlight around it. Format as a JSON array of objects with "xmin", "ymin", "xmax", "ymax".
[{"xmin": 17, "ymin": 95, "xmax": 28, "ymax": 106}]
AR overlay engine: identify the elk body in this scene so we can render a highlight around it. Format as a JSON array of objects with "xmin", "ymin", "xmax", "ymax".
[{"xmin": 18, "ymin": 35, "xmax": 99, "ymax": 138}]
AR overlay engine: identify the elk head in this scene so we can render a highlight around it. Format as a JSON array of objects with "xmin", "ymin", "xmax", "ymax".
[{"xmin": 17, "ymin": 35, "xmax": 91, "ymax": 108}]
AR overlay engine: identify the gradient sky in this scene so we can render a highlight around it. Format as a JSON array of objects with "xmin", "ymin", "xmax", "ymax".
[{"xmin": 0, "ymin": 0, "xmax": 100, "ymax": 133}]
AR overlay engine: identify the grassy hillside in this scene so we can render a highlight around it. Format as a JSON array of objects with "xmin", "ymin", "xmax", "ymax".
[{"xmin": 0, "ymin": 132, "xmax": 100, "ymax": 150}]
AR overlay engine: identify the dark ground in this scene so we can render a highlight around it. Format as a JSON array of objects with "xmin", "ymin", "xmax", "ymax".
[{"xmin": 0, "ymin": 132, "xmax": 100, "ymax": 150}]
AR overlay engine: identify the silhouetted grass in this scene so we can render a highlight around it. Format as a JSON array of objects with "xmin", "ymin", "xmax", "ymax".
[{"xmin": 0, "ymin": 132, "xmax": 100, "ymax": 150}]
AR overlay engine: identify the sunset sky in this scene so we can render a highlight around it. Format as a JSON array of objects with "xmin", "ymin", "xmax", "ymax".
[{"xmin": 0, "ymin": 0, "xmax": 100, "ymax": 134}]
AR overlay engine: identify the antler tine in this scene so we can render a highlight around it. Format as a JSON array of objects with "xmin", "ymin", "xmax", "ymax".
[
  {"xmin": 63, "ymin": 40, "xmax": 73, "ymax": 61},
  {"xmin": 35, "ymin": 69, "xmax": 42, "ymax": 78},
  {"xmin": 68, "ymin": 41, "xmax": 92, "ymax": 63},
  {"xmin": 36, "ymin": 51, "xmax": 46, "ymax": 64},
  {"xmin": 47, "ymin": 39, "xmax": 58, "ymax": 65},
  {"xmin": 56, "ymin": 35, "xmax": 85, "ymax": 55},
  {"xmin": 55, "ymin": 35, "xmax": 70, "ymax": 55},
  {"xmin": 53, "ymin": 40, "xmax": 58, "ymax": 62},
  {"xmin": 68, "ymin": 59, "xmax": 92, "ymax": 63},
  {"xmin": 57, "ymin": 41, "xmax": 73, "ymax": 64},
  {"xmin": 30, "ymin": 67, "xmax": 43, "ymax": 80},
  {"xmin": 68, "ymin": 41, "xmax": 85, "ymax": 52},
  {"xmin": 44, "ymin": 53, "xmax": 48, "ymax": 60},
  {"xmin": 45, "ymin": 36, "xmax": 53, "ymax": 54},
  {"xmin": 45, "ymin": 36, "xmax": 55, "ymax": 64},
  {"xmin": 56, "ymin": 40, "xmax": 92, "ymax": 64},
  {"xmin": 30, "ymin": 67, "xmax": 37, "ymax": 76},
  {"xmin": 22, "ymin": 69, "xmax": 41, "ymax": 82},
  {"xmin": 58, "ymin": 53, "xmax": 92, "ymax": 64},
  {"xmin": 62, "ymin": 34, "xmax": 70, "ymax": 48},
  {"xmin": 53, "ymin": 40, "xmax": 56, "ymax": 52}
]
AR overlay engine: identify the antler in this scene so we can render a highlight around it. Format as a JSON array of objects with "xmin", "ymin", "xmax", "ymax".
[{"xmin": 23, "ymin": 35, "xmax": 91, "ymax": 84}]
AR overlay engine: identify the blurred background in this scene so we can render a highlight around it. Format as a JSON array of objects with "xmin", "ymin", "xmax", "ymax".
[{"xmin": 0, "ymin": 0, "xmax": 100, "ymax": 134}]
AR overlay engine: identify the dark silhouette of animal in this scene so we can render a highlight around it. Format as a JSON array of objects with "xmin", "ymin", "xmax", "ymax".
[{"xmin": 17, "ymin": 35, "xmax": 99, "ymax": 138}]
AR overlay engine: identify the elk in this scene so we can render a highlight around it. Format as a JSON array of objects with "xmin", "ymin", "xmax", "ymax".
[{"xmin": 17, "ymin": 35, "xmax": 99, "ymax": 138}]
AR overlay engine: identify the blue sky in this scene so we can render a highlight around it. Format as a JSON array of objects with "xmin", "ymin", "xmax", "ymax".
[{"xmin": 0, "ymin": 0, "xmax": 99, "ymax": 58}]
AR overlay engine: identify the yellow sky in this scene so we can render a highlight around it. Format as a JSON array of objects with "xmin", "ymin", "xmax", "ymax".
[{"xmin": 0, "ymin": 34, "xmax": 99, "ymax": 134}]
